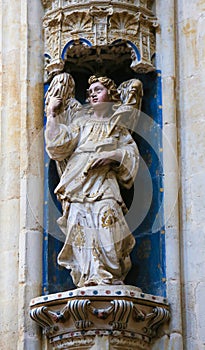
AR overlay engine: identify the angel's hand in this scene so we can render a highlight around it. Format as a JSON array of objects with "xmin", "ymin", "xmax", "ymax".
[
  {"xmin": 91, "ymin": 157, "xmax": 114, "ymax": 169},
  {"xmin": 47, "ymin": 96, "xmax": 63, "ymax": 117},
  {"xmin": 90, "ymin": 151, "xmax": 122, "ymax": 169}
]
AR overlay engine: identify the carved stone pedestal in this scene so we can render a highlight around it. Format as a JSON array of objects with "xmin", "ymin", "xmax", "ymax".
[{"xmin": 30, "ymin": 286, "xmax": 170, "ymax": 349}]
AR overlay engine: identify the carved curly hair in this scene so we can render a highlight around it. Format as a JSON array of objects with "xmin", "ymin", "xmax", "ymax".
[{"xmin": 88, "ymin": 75, "xmax": 121, "ymax": 103}]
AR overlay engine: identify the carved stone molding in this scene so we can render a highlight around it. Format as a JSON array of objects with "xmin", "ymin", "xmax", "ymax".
[
  {"xmin": 30, "ymin": 285, "xmax": 170, "ymax": 349},
  {"xmin": 41, "ymin": 0, "xmax": 158, "ymax": 78}
]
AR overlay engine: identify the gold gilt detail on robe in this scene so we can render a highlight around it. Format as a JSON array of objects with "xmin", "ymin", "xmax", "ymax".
[
  {"xmin": 92, "ymin": 239, "xmax": 103, "ymax": 262},
  {"xmin": 101, "ymin": 208, "xmax": 118, "ymax": 228},
  {"xmin": 70, "ymin": 224, "xmax": 85, "ymax": 250}
]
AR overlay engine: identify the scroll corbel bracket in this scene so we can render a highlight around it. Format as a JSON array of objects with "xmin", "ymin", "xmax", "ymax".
[
  {"xmin": 144, "ymin": 306, "xmax": 170, "ymax": 338},
  {"xmin": 109, "ymin": 300, "xmax": 133, "ymax": 330},
  {"xmin": 30, "ymin": 306, "xmax": 59, "ymax": 336},
  {"xmin": 67, "ymin": 299, "xmax": 93, "ymax": 329}
]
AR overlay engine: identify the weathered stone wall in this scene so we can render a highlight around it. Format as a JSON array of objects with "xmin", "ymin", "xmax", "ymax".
[
  {"xmin": 0, "ymin": 1, "xmax": 44, "ymax": 349},
  {"xmin": 0, "ymin": 2, "xmax": 21, "ymax": 348},
  {"xmin": 155, "ymin": 1, "xmax": 205, "ymax": 349},
  {"xmin": 177, "ymin": 1, "xmax": 205, "ymax": 349},
  {"xmin": 0, "ymin": 0, "xmax": 205, "ymax": 349}
]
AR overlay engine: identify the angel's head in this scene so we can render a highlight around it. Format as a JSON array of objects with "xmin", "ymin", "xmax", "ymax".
[{"xmin": 87, "ymin": 76, "xmax": 121, "ymax": 106}]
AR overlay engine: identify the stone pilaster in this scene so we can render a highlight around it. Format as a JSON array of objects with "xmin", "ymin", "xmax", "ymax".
[
  {"xmin": 153, "ymin": 0, "xmax": 183, "ymax": 349},
  {"xmin": 176, "ymin": 1, "xmax": 205, "ymax": 349},
  {"xmin": 0, "ymin": 3, "xmax": 21, "ymax": 348},
  {"xmin": 0, "ymin": 1, "xmax": 44, "ymax": 349}
]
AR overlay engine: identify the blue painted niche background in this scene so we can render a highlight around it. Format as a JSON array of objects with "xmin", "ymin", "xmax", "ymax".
[{"xmin": 43, "ymin": 70, "xmax": 166, "ymax": 297}]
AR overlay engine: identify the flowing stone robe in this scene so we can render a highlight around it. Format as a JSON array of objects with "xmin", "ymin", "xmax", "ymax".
[{"xmin": 45, "ymin": 106, "xmax": 139, "ymax": 287}]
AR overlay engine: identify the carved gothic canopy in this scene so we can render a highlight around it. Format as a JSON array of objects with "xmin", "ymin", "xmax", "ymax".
[{"xmin": 41, "ymin": 0, "xmax": 158, "ymax": 79}]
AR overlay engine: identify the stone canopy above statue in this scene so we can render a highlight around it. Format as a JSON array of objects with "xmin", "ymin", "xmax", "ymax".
[{"xmin": 42, "ymin": 0, "xmax": 158, "ymax": 79}]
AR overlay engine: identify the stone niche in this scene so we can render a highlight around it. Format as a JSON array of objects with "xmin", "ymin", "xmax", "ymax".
[
  {"xmin": 30, "ymin": 1, "xmax": 170, "ymax": 349},
  {"xmin": 30, "ymin": 285, "xmax": 170, "ymax": 349}
]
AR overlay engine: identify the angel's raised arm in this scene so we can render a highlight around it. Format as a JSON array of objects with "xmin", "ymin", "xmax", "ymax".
[{"xmin": 45, "ymin": 72, "xmax": 81, "ymax": 124}]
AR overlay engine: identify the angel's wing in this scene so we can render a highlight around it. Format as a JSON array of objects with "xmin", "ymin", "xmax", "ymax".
[
  {"xmin": 117, "ymin": 79, "xmax": 143, "ymax": 133},
  {"xmin": 118, "ymin": 78, "xmax": 143, "ymax": 109}
]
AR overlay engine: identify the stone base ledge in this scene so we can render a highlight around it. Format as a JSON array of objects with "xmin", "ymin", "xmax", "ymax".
[{"xmin": 30, "ymin": 285, "xmax": 170, "ymax": 350}]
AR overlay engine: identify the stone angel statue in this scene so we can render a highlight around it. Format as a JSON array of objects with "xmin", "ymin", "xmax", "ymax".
[{"xmin": 45, "ymin": 72, "xmax": 143, "ymax": 288}]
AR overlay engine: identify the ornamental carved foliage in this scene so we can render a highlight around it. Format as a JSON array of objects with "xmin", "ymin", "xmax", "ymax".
[
  {"xmin": 63, "ymin": 12, "xmax": 92, "ymax": 35},
  {"xmin": 45, "ymin": 28, "xmax": 60, "ymax": 59},
  {"xmin": 109, "ymin": 12, "xmax": 139, "ymax": 36},
  {"xmin": 44, "ymin": 11, "xmax": 64, "ymax": 59}
]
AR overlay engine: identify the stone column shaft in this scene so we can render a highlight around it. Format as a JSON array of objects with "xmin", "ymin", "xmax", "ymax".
[
  {"xmin": 0, "ymin": 1, "xmax": 44, "ymax": 349},
  {"xmin": 153, "ymin": 0, "xmax": 184, "ymax": 348},
  {"xmin": 176, "ymin": 1, "xmax": 205, "ymax": 349}
]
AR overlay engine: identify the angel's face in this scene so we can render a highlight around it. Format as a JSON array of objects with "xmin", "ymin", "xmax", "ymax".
[{"xmin": 88, "ymin": 82, "xmax": 110, "ymax": 107}]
